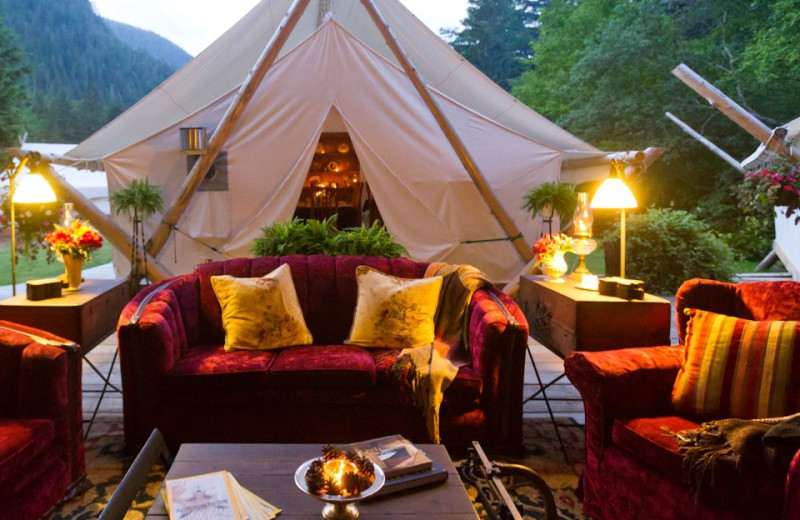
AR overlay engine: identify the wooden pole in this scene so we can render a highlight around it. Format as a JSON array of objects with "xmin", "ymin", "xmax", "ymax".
[
  {"xmin": 561, "ymin": 147, "xmax": 664, "ymax": 179},
  {"xmin": 359, "ymin": 0, "xmax": 533, "ymax": 263},
  {"xmin": 38, "ymin": 165, "xmax": 174, "ymax": 281},
  {"xmin": 665, "ymin": 112, "xmax": 744, "ymax": 171},
  {"xmin": 8, "ymin": 157, "xmax": 29, "ymax": 295},
  {"xmin": 672, "ymin": 64, "xmax": 800, "ymax": 166},
  {"xmin": 146, "ymin": 0, "xmax": 313, "ymax": 258}
]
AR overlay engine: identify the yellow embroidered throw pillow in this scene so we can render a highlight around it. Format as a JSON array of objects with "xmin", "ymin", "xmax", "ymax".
[
  {"xmin": 346, "ymin": 266, "xmax": 442, "ymax": 348},
  {"xmin": 211, "ymin": 264, "xmax": 312, "ymax": 351}
]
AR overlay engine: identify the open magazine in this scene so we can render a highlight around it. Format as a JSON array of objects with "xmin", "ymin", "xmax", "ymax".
[{"xmin": 164, "ymin": 470, "xmax": 280, "ymax": 520}]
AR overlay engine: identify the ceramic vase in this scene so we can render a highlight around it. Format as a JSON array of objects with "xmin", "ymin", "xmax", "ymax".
[
  {"xmin": 63, "ymin": 255, "xmax": 84, "ymax": 291},
  {"xmin": 541, "ymin": 252, "xmax": 568, "ymax": 281}
]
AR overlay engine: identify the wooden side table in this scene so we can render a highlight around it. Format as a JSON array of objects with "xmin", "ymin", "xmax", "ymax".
[
  {"xmin": 519, "ymin": 276, "xmax": 671, "ymax": 356},
  {"xmin": 0, "ymin": 278, "xmax": 130, "ymax": 438},
  {"xmin": 517, "ymin": 275, "xmax": 672, "ymax": 460}
]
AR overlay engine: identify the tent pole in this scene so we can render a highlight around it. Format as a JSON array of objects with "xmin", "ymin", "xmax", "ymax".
[
  {"xmin": 672, "ymin": 64, "xmax": 800, "ymax": 166},
  {"xmin": 146, "ymin": 0, "xmax": 313, "ymax": 258},
  {"xmin": 665, "ymin": 112, "xmax": 744, "ymax": 171},
  {"xmin": 359, "ymin": 0, "xmax": 533, "ymax": 263},
  {"xmin": 38, "ymin": 165, "xmax": 174, "ymax": 282}
]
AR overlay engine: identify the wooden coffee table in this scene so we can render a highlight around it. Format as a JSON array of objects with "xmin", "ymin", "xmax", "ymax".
[{"xmin": 146, "ymin": 443, "xmax": 478, "ymax": 519}]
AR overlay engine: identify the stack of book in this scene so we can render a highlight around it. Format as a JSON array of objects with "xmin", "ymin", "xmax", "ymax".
[
  {"xmin": 340, "ymin": 434, "xmax": 448, "ymax": 496},
  {"xmin": 164, "ymin": 470, "xmax": 280, "ymax": 520}
]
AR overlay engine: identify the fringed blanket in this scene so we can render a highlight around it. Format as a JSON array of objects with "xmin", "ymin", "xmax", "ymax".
[
  {"xmin": 392, "ymin": 345, "xmax": 457, "ymax": 444},
  {"xmin": 424, "ymin": 262, "xmax": 492, "ymax": 367},
  {"xmin": 388, "ymin": 263, "xmax": 492, "ymax": 443},
  {"xmin": 668, "ymin": 413, "xmax": 800, "ymax": 504}
]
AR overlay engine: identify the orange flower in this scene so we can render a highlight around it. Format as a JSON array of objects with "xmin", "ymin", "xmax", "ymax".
[{"xmin": 44, "ymin": 220, "xmax": 103, "ymax": 260}]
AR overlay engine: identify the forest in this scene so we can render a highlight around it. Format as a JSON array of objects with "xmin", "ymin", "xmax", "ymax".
[
  {"xmin": 0, "ymin": 0, "xmax": 188, "ymax": 143},
  {"xmin": 448, "ymin": 0, "xmax": 800, "ymax": 263}
]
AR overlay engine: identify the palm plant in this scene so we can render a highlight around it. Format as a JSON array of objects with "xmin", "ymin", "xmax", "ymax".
[{"xmin": 110, "ymin": 178, "xmax": 163, "ymax": 290}]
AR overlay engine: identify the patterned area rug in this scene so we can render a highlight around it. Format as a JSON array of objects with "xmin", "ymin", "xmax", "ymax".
[{"xmin": 49, "ymin": 418, "xmax": 587, "ymax": 519}]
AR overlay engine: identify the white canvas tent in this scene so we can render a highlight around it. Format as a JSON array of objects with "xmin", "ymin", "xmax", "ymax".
[{"xmin": 53, "ymin": 0, "xmax": 620, "ymax": 283}]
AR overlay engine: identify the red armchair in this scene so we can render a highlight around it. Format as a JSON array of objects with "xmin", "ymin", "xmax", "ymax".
[
  {"xmin": 0, "ymin": 320, "xmax": 85, "ymax": 520},
  {"xmin": 564, "ymin": 279, "xmax": 800, "ymax": 520}
]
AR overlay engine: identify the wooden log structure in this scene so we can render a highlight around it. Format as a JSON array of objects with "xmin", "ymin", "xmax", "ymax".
[
  {"xmin": 146, "ymin": 0, "xmax": 313, "ymax": 258},
  {"xmin": 665, "ymin": 112, "xmax": 744, "ymax": 172},
  {"xmin": 360, "ymin": 0, "xmax": 533, "ymax": 263},
  {"xmin": 672, "ymin": 63, "xmax": 800, "ymax": 167},
  {"xmin": 561, "ymin": 147, "xmax": 664, "ymax": 181}
]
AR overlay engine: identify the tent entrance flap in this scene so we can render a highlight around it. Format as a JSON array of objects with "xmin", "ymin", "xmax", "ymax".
[{"xmin": 294, "ymin": 131, "xmax": 365, "ymax": 228}]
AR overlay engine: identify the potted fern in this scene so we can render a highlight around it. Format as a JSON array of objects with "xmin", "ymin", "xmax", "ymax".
[
  {"xmin": 110, "ymin": 178, "xmax": 163, "ymax": 290},
  {"xmin": 523, "ymin": 181, "xmax": 577, "ymax": 221}
]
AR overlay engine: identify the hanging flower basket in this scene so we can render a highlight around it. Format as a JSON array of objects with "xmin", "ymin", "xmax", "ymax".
[{"xmin": 737, "ymin": 163, "xmax": 800, "ymax": 224}]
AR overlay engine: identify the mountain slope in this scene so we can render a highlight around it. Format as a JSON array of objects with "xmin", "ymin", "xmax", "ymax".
[
  {"xmin": 105, "ymin": 18, "xmax": 192, "ymax": 69},
  {"xmin": 0, "ymin": 0, "xmax": 182, "ymax": 141}
]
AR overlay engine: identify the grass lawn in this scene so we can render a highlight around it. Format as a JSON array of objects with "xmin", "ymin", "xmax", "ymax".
[{"xmin": 0, "ymin": 241, "xmax": 113, "ymax": 286}]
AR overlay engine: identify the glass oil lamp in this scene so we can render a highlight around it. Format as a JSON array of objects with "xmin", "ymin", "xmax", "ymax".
[{"xmin": 571, "ymin": 192, "xmax": 597, "ymax": 283}]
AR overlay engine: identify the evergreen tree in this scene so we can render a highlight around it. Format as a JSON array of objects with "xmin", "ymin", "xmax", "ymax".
[
  {"xmin": 510, "ymin": 0, "xmax": 795, "ymax": 260},
  {"xmin": 0, "ymin": 0, "xmax": 179, "ymax": 141},
  {"xmin": 445, "ymin": 0, "xmax": 544, "ymax": 91},
  {"xmin": 0, "ymin": 17, "xmax": 29, "ymax": 151}
]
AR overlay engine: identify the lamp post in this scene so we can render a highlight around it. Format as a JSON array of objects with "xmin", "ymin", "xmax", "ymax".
[
  {"xmin": 591, "ymin": 159, "xmax": 637, "ymax": 279},
  {"xmin": 7, "ymin": 154, "xmax": 57, "ymax": 295}
]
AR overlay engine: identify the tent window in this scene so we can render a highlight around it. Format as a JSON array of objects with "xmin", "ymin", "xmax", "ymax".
[
  {"xmin": 187, "ymin": 152, "xmax": 228, "ymax": 192},
  {"xmin": 295, "ymin": 133, "xmax": 375, "ymax": 227}
]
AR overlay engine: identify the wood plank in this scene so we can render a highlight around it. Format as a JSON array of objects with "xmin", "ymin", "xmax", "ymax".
[{"xmin": 0, "ymin": 279, "xmax": 128, "ymax": 353}]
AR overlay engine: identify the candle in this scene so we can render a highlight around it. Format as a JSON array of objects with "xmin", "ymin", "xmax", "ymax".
[{"xmin": 582, "ymin": 274, "xmax": 599, "ymax": 291}]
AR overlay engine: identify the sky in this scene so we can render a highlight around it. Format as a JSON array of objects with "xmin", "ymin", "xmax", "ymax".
[{"xmin": 90, "ymin": 0, "xmax": 469, "ymax": 56}]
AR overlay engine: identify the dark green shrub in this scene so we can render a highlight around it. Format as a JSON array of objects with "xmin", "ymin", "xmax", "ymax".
[
  {"xmin": 328, "ymin": 221, "xmax": 409, "ymax": 258},
  {"xmin": 249, "ymin": 216, "xmax": 407, "ymax": 258},
  {"xmin": 249, "ymin": 216, "xmax": 337, "ymax": 256},
  {"xmin": 604, "ymin": 208, "xmax": 736, "ymax": 294}
]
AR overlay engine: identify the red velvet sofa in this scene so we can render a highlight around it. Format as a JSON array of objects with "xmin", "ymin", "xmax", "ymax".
[
  {"xmin": 0, "ymin": 320, "xmax": 85, "ymax": 520},
  {"xmin": 565, "ymin": 279, "xmax": 800, "ymax": 520},
  {"xmin": 117, "ymin": 255, "xmax": 528, "ymax": 451}
]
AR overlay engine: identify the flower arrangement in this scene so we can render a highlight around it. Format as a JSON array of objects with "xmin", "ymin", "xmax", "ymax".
[
  {"xmin": 737, "ymin": 163, "xmax": 800, "ymax": 224},
  {"xmin": 532, "ymin": 233, "xmax": 572, "ymax": 263},
  {"xmin": 44, "ymin": 219, "xmax": 103, "ymax": 260}
]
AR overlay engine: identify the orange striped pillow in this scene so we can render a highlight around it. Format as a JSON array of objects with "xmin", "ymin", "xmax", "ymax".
[{"xmin": 671, "ymin": 308, "xmax": 800, "ymax": 420}]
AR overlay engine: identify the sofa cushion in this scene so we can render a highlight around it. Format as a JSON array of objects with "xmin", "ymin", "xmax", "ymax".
[
  {"xmin": 346, "ymin": 266, "xmax": 442, "ymax": 348},
  {"xmin": 672, "ymin": 308, "xmax": 800, "ymax": 420},
  {"xmin": 211, "ymin": 264, "xmax": 313, "ymax": 351},
  {"xmin": 269, "ymin": 345, "xmax": 376, "ymax": 388},
  {"xmin": 0, "ymin": 418, "xmax": 57, "ymax": 490},
  {"xmin": 613, "ymin": 416, "xmax": 700, "ymax": 481},
  {"xmin": 164, "ymin": 344, "xmax": 276, "ymax": 392}
]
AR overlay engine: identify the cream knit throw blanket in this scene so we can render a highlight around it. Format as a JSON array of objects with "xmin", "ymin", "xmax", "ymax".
[{"xmin": 394, "ymin": 345, "xmax": 458, "ymax": 444}]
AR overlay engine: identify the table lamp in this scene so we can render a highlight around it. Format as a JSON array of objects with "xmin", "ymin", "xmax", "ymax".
[
  {"xmin": 8, "ymin": 155, "xmax": 57, "ymax": 295},
  {"xmin": 590, "ymin": 159, "xmax": 637, "ymax": 279}
]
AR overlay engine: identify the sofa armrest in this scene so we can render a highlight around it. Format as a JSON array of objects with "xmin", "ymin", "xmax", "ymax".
[
  {"xmin": 784, "ymin": 449, "xmax": 800, "ymax": 520},
  {"xmin": 564, "ymin": 346, "xmax": 683, "ymax": 458},
  {"xmin": 468, "ymin": 288, "xmax": 529, "ymax": 445},
  {"xmin": 118, "ymin": 279, "xmax": 191, "ymax": 449},
  {"xmin": 0, "ymin": 321, "xmax": 85, "ymax": 482}
]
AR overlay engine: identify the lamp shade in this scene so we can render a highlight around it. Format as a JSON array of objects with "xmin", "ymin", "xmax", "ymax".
[
  {"xmin": 12, "ymin": 173, "xmax": 57, "ymax": 203},
  {"xmin": 590, "ymin": 177, "xmax": 637, "ymax": 209}
]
